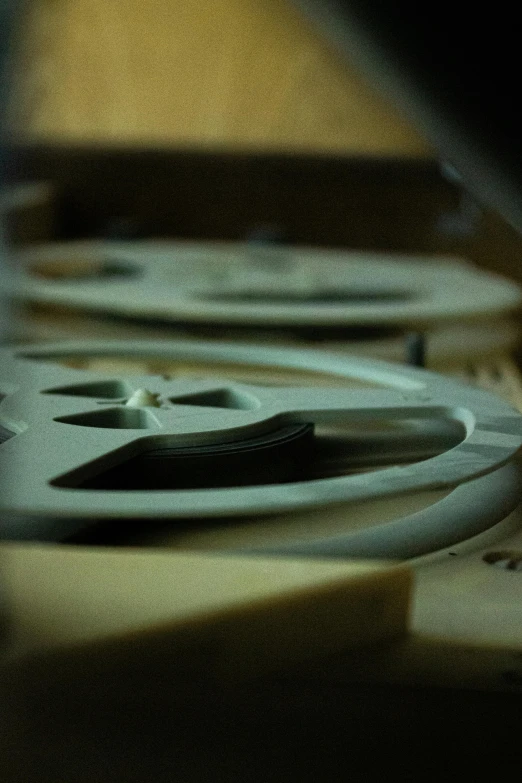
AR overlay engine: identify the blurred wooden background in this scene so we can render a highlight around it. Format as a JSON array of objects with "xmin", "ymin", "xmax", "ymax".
[{"xmin": 10, "ymin": 0, "xmax": 431, "ymax": 156}]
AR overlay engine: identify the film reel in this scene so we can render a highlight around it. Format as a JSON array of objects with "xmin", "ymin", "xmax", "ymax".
[
  {"xmin": 2, "ymin": 339, "xmax": 522, "ymax": 560},
  {"xmin": 7, "ymin": 240, "xmax": 521, "ymax": 329},
  {"xmin": 7, "ymin": 240, "xmax": 521, "ymax": 378}
]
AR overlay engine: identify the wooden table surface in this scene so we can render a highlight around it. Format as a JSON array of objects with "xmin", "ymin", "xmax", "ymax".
[{"xmin": 10, "ymin": 0, "xmax": 431, "ymax": 156}]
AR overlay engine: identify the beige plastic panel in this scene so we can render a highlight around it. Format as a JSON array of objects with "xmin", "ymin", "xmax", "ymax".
[{"xmin": 0, "ymin": 545, "xmax": 410, "ymax": 681}]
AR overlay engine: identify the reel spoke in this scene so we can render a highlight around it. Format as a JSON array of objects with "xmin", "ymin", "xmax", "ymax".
[{"xmin": 251, "ymin": 386, "xmax": 439, "ymax": 419}]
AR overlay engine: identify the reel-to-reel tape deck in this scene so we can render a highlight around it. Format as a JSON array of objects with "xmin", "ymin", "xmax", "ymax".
[{"xmin": 5, "ymin": 0, "xmax": 522, "ymax": 769}]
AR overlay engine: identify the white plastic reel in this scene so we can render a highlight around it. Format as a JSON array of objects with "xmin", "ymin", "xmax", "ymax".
[
  {"xmin": 1, "ymin": 340, "xmax": 522, "ymax": 556},
  {"xmin": 7, "ymin": 240, "xmax": 522, "ymax": 327}
]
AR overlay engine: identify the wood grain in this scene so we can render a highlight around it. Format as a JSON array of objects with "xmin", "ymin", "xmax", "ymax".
[{"xmin": 10, "ymin": 0, "xmax": 431, "ymax": 155}]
